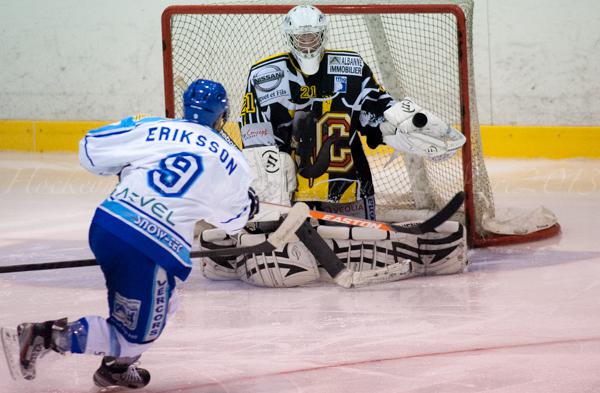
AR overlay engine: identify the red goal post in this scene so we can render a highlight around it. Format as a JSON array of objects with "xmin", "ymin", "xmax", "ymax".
[{"xmin": 161, "ymin": 2, "xmax": 560, "ymax": 247}]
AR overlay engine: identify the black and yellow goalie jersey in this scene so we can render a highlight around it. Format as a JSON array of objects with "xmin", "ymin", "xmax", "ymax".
[{"xmin": 238, "ymin": 50, "xmax": 395, "ymax": 204}]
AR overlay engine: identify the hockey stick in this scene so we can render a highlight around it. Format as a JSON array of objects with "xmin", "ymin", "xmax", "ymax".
[
  {"xmin": 0, "ymin": 243, "xmax": 281, "ymax": 274},
  {"xmin": 266, "ymin": 191, "xmax": 465, "ymax": 235},
  {"xmin": 0, "ymin": 203, "xmax": 310, "ymax": 274}
]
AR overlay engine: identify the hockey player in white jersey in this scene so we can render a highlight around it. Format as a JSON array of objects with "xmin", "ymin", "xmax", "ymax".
[{"xmin": 1, "ymin": 79, "xmax": 258, "ymax": 389}]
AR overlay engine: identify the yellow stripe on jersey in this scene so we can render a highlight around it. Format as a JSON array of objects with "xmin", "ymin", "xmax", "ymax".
[
  {"xmin": 326, "ymin": 49, "xmax": 360, "ymax": 55},
  {"xmin": 222, "ymin": 121, "xmax": 242, "ymax": 149},
  {"xmin": 251, "ymin": 52, "xmax": 291, "ymax": 68},
  {"xmin": 294, "ymin": 172, "xmax": 358, "ymax": 203},
  {"xmin": 340, "ymin": 182, "xmax": 358, "ymax": 203},
  {"xmin": 295, "ymin": 173, "xmax": 331, "ymax": 202},
  {"xmin": 322, "ymin": 99, "xmax": 332, "ymax": 114}
]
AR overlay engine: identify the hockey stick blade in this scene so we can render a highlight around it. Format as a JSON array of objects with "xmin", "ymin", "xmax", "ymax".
[
  {"xmin": 0, "ymin": 203, "xmax": 310, "ymax": 274},
  {"xmin": 390, "ymin": 191, "xmax": 465, "ymax": 234}
]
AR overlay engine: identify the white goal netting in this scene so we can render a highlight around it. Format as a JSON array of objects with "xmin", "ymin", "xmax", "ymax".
[{"xmin": 162, "ymin": 0, "xmax": 559, "ymax": 246}]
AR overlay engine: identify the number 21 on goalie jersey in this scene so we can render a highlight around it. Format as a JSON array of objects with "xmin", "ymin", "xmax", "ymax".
[{"xmin": 238, "ymin": 50, "xmax": 395, "ymax": 204}]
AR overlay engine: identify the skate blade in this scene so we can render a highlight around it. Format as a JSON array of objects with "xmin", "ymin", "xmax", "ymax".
[
  {"xmin": 1, "ymin": 326, "xmax": 21, "ymax": 380},
  {"xmin": 95, "ymin": 386, "xmax": 132, "ymax": 393}
]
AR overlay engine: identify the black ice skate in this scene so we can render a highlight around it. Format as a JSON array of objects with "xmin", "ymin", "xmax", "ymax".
[
  {"xmin": 93, "ymin": 356, "xmax": 151, "ymax": 389},
  {"xmin": 1, "ymin": 318, "xmax": 68, "ymax": 380}
]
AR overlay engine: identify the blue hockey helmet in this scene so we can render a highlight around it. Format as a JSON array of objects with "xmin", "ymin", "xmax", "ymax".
[{"xmin": 183, "ymin": 79, "xmax": 229, "ymax": 128}]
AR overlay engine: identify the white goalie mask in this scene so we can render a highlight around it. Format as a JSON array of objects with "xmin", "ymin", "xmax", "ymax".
[{"xmin": 282, "ymin": 5, "xmax": 328, "ymax": 75}]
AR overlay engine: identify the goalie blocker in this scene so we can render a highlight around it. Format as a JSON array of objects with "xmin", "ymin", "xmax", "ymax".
[{"xmin": 199, "ymin": 216, "xmax": 468, "ymax": 288}]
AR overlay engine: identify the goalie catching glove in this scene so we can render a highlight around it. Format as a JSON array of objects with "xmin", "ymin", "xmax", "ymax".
[{"xmin": 380, "ymin": 98, "xmax": 466, "ymax": 162}]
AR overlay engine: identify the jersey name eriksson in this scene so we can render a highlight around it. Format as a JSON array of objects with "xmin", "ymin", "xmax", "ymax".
[{"xmin": 145, "ymin": 126, "xmax": 238, "ymax": 176}]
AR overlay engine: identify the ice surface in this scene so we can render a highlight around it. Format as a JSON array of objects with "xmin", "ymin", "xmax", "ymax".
[{"xmin": 1, "ymin": 152, "xmax": 599, "ymax": 393}]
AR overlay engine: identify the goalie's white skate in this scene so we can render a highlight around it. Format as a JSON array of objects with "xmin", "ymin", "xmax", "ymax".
[{"xmin": 1, "ymin": 326, "xmax": 21, "ymax": 380}]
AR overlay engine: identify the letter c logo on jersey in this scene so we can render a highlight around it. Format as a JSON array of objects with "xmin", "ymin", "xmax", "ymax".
[
  {"xmin": 316, "ymin": 113, "xmax": 353, "ymax": 173},
  {"xmin": 253, "ymin": 65, "xmax": 284, "ymax": 92}
]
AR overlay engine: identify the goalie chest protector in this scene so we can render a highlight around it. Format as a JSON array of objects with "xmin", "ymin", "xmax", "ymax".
[{"xmin": 239, "ymin": 50, "xmax": 394, "ymax": 204}]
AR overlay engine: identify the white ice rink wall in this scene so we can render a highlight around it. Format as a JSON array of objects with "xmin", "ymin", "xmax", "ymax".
[
  {"xmin": 0, "ymin": 0, "xmax": 599, "ymax": 124},
  {"xmin": 0, "ymin": 0, "xmax": 599, "ymax": 155}
]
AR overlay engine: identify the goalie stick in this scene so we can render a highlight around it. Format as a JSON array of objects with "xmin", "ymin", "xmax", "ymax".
[
  {"xmin": 0, "ymin": 203, "xmax": 310, "ymax": 274},
  {"xmin": 266, "ymin": 191, "xmax": 465, "ymax": 235}
]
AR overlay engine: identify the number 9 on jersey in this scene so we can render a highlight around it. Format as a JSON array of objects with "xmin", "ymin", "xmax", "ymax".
[{"xmin": 148, "ymin": 153, "xmax": 204, "ymax": 197}]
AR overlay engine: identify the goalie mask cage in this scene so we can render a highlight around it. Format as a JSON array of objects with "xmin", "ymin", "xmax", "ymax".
[{"xmin": 161, "ymin": 0, "xmax": 560, "ymax": 247}]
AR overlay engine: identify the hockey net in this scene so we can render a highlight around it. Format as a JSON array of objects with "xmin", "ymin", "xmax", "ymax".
[{"xmin": 161, "ymin": 0, "xmax": 560, "ymax": 247}]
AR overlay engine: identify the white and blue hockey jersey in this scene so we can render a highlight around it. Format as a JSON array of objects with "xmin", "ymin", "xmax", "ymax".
[{"xmin": 79, "ymin": 116, "xmax": 254, "ymax": 280}]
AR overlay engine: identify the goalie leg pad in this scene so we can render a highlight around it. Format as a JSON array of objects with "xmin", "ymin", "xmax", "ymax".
[
  {"xmin": 317, "ymin": 226, "xmax": 412, "ymax": 276},
  {"xmin": 413, "ymin": 223, "xmax": 469, "ymax": 276},
  {"xmin": 199, "ymin": 229, "xmax": 242, "ymax": 281},
  {"xmin": 238, "ymin": 233, "xmax": 320, "ymax": 288},
  {"xmin": 317, "ymin": 223, "xmax": 468, "ymax": 276}
]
